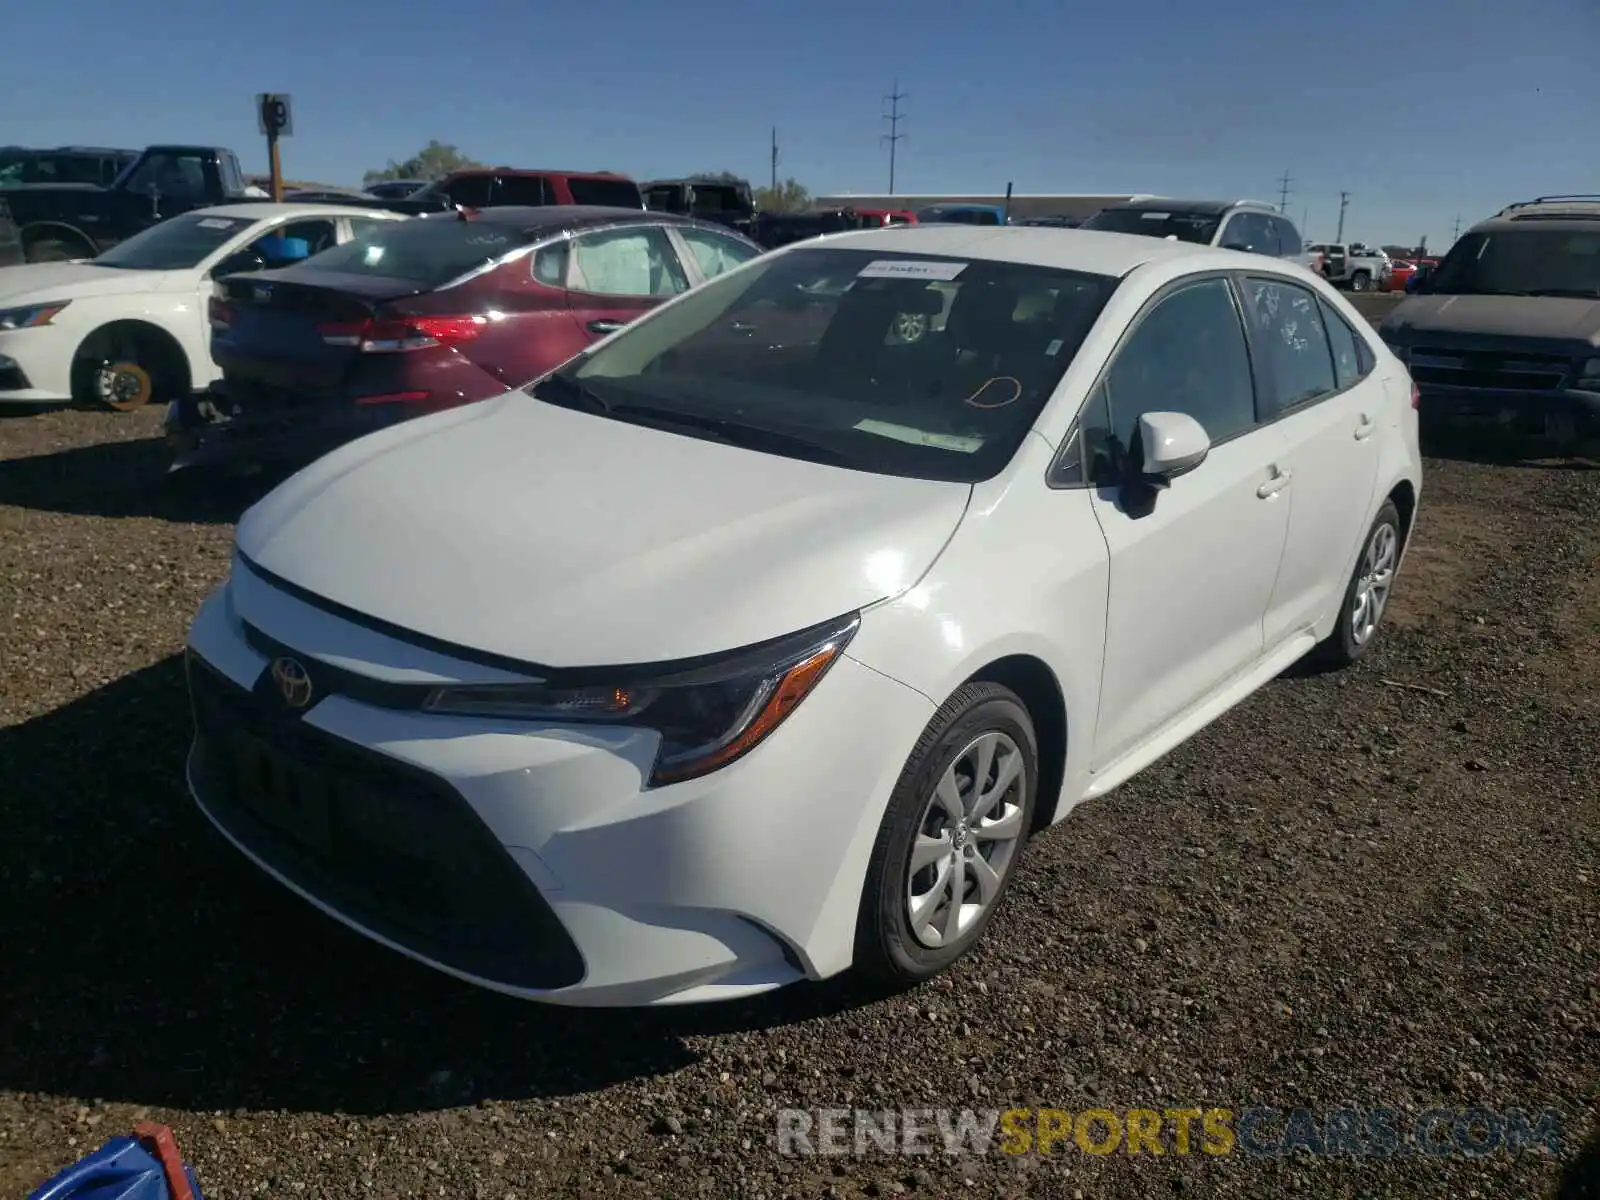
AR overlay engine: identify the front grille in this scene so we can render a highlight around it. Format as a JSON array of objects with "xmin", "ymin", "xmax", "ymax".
[
  {"xmin": 187, "ymin": 652, "xmax": 586, "ymax": 990},
  {"xmin": 1410, "ymin": 347, "xmax": 1572, "ymax": 392}
]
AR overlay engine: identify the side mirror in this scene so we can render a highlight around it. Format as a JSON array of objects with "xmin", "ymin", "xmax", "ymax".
[
  {"xmin": 1221, "ymin": 241, "xmax": 1250, "ymax": 253},
  {"xmin": 1137, "ymin": 411, "xmax": 1211, "ymax": 482},
  {"xmin": 213, "ymin": 249, "xmax": 268, "ymax": 278}
]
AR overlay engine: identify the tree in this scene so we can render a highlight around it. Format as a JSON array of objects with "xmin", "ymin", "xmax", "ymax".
[
  {"xmin": 754, "ymin": 178, "xmax": 810, "ymax": 213},
  {"xmin": 364, "ymin": 141, "xmax": 485, "ymax": 185}
]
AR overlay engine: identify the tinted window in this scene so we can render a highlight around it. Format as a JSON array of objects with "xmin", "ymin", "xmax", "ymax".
[
  {"xmin": 569, "ymin": 226, "xmax": 687, "ymax": 297},
  {"xmin": 90, "ymin": 212, "xmax": 257, "ymax": 270},
  {"xmin": 1088, "ymin": 278, "xmax": 1255, "ymax": 466},
  {"xmin": 440, "ymin": 175, "xmax": 493, "ymax": 207},
  {"xmin": 1081, "ymin": 207, "xmax": 1222, "ymax": 245},
  {"xmin": 1272, "ymin": 217, "xmax": 1302, "ymax": 257},
  {"xmin": 300, "ymin": 218, "xmax": 534, "ymax": 286},
  {"xmin": 678, "ymin": 227, "xmax": 761, "ymax": 279},
  {"xmin": 122, "ymin": 153, "xmax": 209, "ymax": 200},
  {"xmin": 494, "ymin": 175, "xmax": 550, "ymax": 206},
  {"xmin": 1241, "ymin": 277, "xmax": 1337, "ymax": 413},
  {"xmin": 687, "ymin": 184, "xmax": 753, "ymax": 218},
  {"xmin": 1319, "ymin": 297, "xmax": 1364, "ymax": 388},
  {"xmin": 644, "ymin": 184, "xmax": 684, "ymax": 211},
  {"xmin": 542, "ymin": 247, "xmax": 1118, "ymax": 484},
  {"xmin": 566, "ymin": 177, "xmax": 645, "ymax": 208},
  {"xmin": 1427, "ymin": 229, "xmax": 1600, "ymax": 298}
]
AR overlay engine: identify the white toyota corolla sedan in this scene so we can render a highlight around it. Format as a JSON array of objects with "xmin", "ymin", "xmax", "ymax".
[{"xmin": 183, "ymin": 224, "xmax": 1422, "ymax": 1006}]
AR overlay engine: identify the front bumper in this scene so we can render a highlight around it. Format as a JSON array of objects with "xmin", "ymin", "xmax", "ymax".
[
  {"xmin": 0, "ymin": 326, "xmax": 76, "ymax": 404},
  {"xmin": 183, "ymin": 568, "xmax": 936, "ymax": 1006}
]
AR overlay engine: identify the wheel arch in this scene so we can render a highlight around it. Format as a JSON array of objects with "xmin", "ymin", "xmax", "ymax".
[
  {"xmin": 958, "ymin": 653, "xmax": 1070, "ymax": 835},
  {"xmin": 1388, "ymin": 477, "xmax": 1418, "ymax": 546},
  {"xmin": 72, "ymin": 318, "xmax": 194, "ymax": 406},
  {"xmin": 20, "ymin": 222, "xmax": 98, "ymax": 258}
]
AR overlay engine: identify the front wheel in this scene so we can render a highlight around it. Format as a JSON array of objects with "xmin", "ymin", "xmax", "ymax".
[
  {"xmin": 1314, "ymin": 499, "xmax": 1402, "ymax": 667},
  {"xmin": 854, "ymin": 682, "xmax": 1038, "ymax": 988},
  {"xmin": 25, "ymin": 238, "xmax": 81, "ymax": 263},
  {"xmin": 1350, "ymin": 271, "xmax": 1372, "ymax": 292}
]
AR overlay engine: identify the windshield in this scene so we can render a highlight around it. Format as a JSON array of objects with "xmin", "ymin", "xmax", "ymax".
[
  {"xmin": 1425, "ymin": 229, "xmax": 1600, "ymax": 298},
  {"xmin": 531, "ymin": 246, "xmax": 1118, "ymax": 483},
  {"xmin": 91, "ymin": 212, "xmax": 258, "ymax": 270},
  {"xmin": 1081, "ymin": 207, "xmax": 1221, "ymax": 245},
  {"xmin": 300, "ymin": 216, "xmax": 532, "ymax": 286}
]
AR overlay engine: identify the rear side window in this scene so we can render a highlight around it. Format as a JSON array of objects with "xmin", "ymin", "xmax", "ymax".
[
  {"xmin": 494, "ymin": 175, "xmax": 550, "ymax": 206},
  {"xmin": 302, "ymin": 219, "xmax": 534, "ymax": 286},
  {"xmin": 566, "ymin": 177, "xmax": 644, "ymax": 207},
  {"xmin": 1240, "ymin": 276, "xmax": 1337, "ymax": 414},
  {"xmin": 1318, "ymin": 297, "xmax": 1366, "ymax": 388},
  {"xmin": 442, "ymin": 175, "xmax": 493, "ymax": 207}
]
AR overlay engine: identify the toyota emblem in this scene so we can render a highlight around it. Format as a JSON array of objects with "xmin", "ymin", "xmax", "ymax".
[{"xmin": 270, "ymin": 656, "xmax": 314, "ymax": 710}]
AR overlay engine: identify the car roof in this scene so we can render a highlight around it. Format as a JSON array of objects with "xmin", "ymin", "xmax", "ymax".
[
  {"xmin": 1475, "ymin": 195, "xmax": 1600, "ymax": 232},
  {"xmin": 1100, "ymin": 197, "xmax": 1277, "ymax": 216},
  {"xmin": 433, "ymin": 205, "xmax": 730, "ymax": 236},
  {"xmin": 191, "ymin": 201, "xmax": 407, "ymax": 221},
  {"xmin": 771, "ymin": 223, "xmax": 1266, "ymax": 277}
]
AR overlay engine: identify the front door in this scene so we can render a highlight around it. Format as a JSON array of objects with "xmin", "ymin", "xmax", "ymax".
[
  {"xmin": 1239, "ymin": 276, "xmax": 1384, "ymax": 648},
  {"xmin": 1082, "ymin": 275, "xmax": 1292, "ymax": 770}
]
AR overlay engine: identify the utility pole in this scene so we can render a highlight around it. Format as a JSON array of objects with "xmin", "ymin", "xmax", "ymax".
[
  {"xmin": 881, "ymin": 81, "xmax": 908, "ymax": 194},
  {"xmin": 1451, "ymin": 214, "xmax": 1462, "ymax": 242},
  {"xmin": 770, "ymin": 127, "xmax": 779, "ymax": 193},
  {"xmin": 1277, "ymin": 170, "xmax": 1293, "ymax": 213},
  {"xmin": 1336, "ymin": 191, "xmax": 1350, "ymax": 243}
]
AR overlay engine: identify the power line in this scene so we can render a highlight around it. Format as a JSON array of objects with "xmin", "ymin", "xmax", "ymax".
[
  {"xmin": 770, "ymin": 127, "xmax": 779, "ymax": 193},
  {"xmin": 1277, "ymin": 170, "xmax": 1293, "ymax": 213},
  {"xmin": 881, "ymin": 81, "xmax": 908, "ymax": 194},
  {"xmin": 1336, "ymin": 191, "xmax": 1351, "ymax": 243},
  {"xmin": 1451, "ymin": 214, "xmax": 1462, "ymax": 242}
]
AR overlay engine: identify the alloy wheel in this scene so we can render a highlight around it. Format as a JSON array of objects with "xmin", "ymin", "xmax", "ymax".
[{"xmin": 1350, "ymin": 520, "xmax": 1398, "ymax": 646}]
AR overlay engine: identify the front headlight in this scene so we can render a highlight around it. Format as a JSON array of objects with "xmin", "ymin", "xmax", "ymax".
[
  {"xmin": 1577, "ymin": 357, "xmax": 1600, "ymax": 390},
  {"xmin": 0, "ymin": 300, "xmax": 70, "ymax": 330},
  {"xmin": 421, "ymin": 612, "xmax": 861, "ymax": 786}
]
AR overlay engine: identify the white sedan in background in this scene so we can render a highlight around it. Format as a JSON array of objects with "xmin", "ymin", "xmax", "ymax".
[
  {"xmin": 184, "ymin": 224, "xmax": 1422, "ymax": 1006},
  {"xmin": 0, "ymin": 203, "xmax": 406, "ymax": 411}
]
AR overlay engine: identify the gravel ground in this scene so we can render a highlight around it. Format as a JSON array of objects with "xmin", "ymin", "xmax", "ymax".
[{"xmin": 1, "ymin": 307, "xmax": 1597, "ymax": 1199}]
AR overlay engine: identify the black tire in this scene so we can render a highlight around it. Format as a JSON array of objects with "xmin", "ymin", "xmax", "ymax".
[
  {"xmin": 854, "ymin": 681, "xmax": 1039, "ymax": 988},
  {"xmin": 1350, "ymin": 270, "xmax": 1371, "ymax": 293},
  {"xmin": 1314, "ymin": 499, "xmax": 1403, "ymax": 668},
  {"xmin": 25, "ymin": 238, "xmax": 83, "ymax": 264}
]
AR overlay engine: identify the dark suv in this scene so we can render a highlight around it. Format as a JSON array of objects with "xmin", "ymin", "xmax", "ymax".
[
  {"xmin": 1082, "ymin": 198, "xmax": 1316, "ymax": 269},
  {"xmin": 1379, "ymin": 195, "xmax": 1600, "ymax": 444}
]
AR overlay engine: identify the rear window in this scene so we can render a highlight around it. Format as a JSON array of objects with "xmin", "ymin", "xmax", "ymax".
[
  {"xmin": 302, "ymin": 218, "xmax": 534, "ymax": 286},
  {"xmin": 1081, "ymin": 207, "xmax": 1222, "ymax": 245},
  {"xmin": 566, "ymin": 177, "xmax": 643, "ymax": 207}
]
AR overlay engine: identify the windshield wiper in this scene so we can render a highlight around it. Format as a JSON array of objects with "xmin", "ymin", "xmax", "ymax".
[
  {"xmin": 531, "ymin": 373, "xmax": 611, "ymax": 413},
  {"xmin": 609, "ymin": 404, "xmax": 853, "ymax": 465}
]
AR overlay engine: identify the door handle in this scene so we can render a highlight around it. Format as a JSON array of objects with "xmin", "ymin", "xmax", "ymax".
[
  {"xmin": 1256, "ymin": 466, "xmax": 1292, "ymax": 499},
  {"xmin": 586, "ymin": 319, "xmax": 623, "ymax": 334},
  {"xmin": 1353, "ymin": 414, "xmax": 1377, "ymax": 441}
]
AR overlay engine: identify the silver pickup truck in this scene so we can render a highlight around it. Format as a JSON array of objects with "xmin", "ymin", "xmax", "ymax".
[{"xmin": 1309, "ymin": 242, "xmax": 1393, "ymax": 292}]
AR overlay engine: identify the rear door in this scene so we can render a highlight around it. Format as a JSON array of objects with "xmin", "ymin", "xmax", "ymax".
[
  {"xmin": 667, "ymin": 224, "xmax": 763, "ymax": 286},
  {"xmin": 1241, "ymin": 274, "xmax": 1384, "ymax": 649},
  {"xmin": 562, "ymin": 224, "xmax": 690, "ymax": 349}
]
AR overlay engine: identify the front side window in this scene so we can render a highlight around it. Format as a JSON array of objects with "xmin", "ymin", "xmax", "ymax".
[
  {"xmin": 1426, "ymin": 229, "xmax": 1600, "ymax": 299},
  {"xmin": 568, "ymin": 227, "xmax": 687, "ymax": 297},
  {"xmin": 535, "ymin": 247, "xmax": 1118, "ymax": 483},
  {"xmin": 122, "ymin": 154, "xmax": 208, "ymax": 200},
  {"xmin": 1081, "ymin": 207, "xmax": 1222, "ymax": 245},
  {"xmin": 678, "ymin": 227, "xmax": 761, "ymax": 279},
  {"xmin": 566, "ymin": 177, "xmax": 645, "ymax": 208},
  {"xmin": 91, "ymin": 212, "xmax": 258, "ymax": 270},
  {"xmin": 1092, "ymin": 277, "xmax": 1257, "ymax": 460},
  {"xmin": 1240, "ymin": 276, "xmax": 1336, "ymax": 414}
]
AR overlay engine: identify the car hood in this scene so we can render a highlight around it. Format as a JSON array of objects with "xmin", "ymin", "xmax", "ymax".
[
  {"xmin": 0, "ymin": 262, "xmax": 175, "ymax": 305},
  {"xmin": 236, "ymin": 393, "xmax": 972, "ymax": 668},
  {"xmin": 1382, "ymin": 293, "xmax": 1600, "ymax": 349}
]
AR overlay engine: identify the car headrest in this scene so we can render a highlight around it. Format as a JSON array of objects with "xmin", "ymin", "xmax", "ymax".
[{"xmin": 257, "ymin": 234, "xmax": 310, "ymax": 261}]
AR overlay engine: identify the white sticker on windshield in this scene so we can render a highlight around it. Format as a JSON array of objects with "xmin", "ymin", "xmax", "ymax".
[
  {"xmin": 854, "ymin": 420, "xmax": 983, "ymax": 453},
  {"xmin": 198, "ymin": 218, "xmax": 239, "ymax": 229},
  {"xmin": 1045, "ymin": 338, "xmax": 1064, "ymax": 357},
  {"xmin": 857, "ymin": 259, "xmax": 968, "ymax": 281}
]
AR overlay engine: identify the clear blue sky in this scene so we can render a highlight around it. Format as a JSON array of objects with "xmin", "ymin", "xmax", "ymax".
[{"xmin": 5, "ymin": 0, "xmax": 1596, "ymax": 251}]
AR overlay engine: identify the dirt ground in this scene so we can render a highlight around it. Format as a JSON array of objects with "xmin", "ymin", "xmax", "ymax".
[{"xmin": 1, "ymin": 308, "xmax": 1596, "ymax": 1198}]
